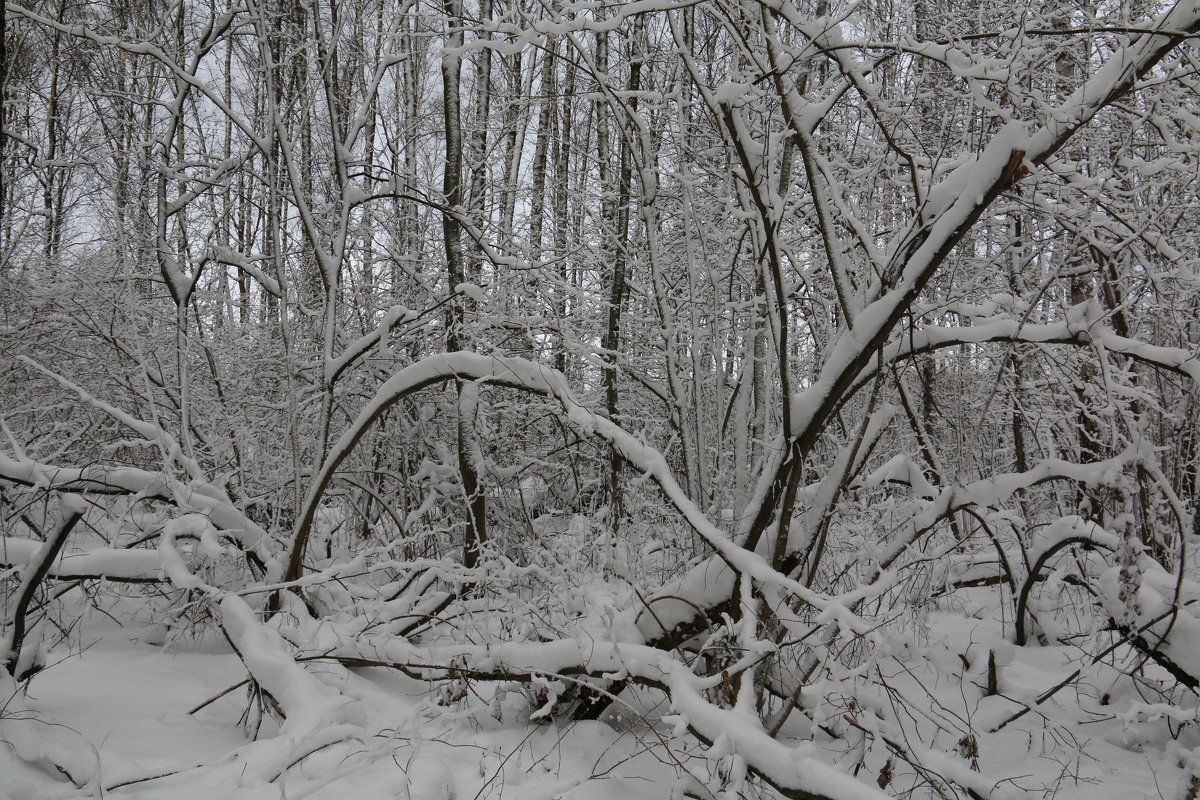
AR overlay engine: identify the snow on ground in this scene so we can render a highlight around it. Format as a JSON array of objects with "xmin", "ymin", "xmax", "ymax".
[
  {"xmin": 0, "ymin": 586, "xmax": 1193, "ymax": 799},
  {"xmin": 903, "ymin": 605, "xmax": 1190, "ymax": 799},
  {"xmin": 0, "ymin": 594, "xmax": 674, "ymax": 800}
]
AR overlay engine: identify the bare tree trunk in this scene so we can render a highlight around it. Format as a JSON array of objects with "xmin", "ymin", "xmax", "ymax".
[
  {"xmin": 551, "ymin": 45, "xmax": 575, "ymax": 375},
  {"xmin": 526, "ymin": 42, "xmax": 554, "ymax": 257},
  {"xmin": 442, "ymin": 0, "xmax": 486, "ymax": 570}
]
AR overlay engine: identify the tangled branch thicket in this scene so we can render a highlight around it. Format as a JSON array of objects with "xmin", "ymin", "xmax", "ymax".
[{"xmin": 2, "ymin": 0, "xmax": 1199, "ymax": 797}]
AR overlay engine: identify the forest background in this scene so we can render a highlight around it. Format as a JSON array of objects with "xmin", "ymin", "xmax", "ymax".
[{"xmin": 2, "ymin": 0, "xmax": 1200, "ymax": 797}]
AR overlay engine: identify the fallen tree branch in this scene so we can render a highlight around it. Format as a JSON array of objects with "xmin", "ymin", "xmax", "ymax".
[{"xmin": 3, "ymin": 497, "xmax": 86, "ymax": 679}]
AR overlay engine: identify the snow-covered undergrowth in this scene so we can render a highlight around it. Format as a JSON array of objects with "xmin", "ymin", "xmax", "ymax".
[
  {"xmin": 4, "ymin": 1, "xmax": 1200, "ymax": 796},
  {"xmin": 3, "ymin": 496, "xmax": 1200, "ymax": 800}
]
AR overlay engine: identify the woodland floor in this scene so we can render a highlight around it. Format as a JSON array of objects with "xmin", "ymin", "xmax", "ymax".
[{"xmin": 1, "ymin": 569, "xmax": 1190, "ymax": 800}]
